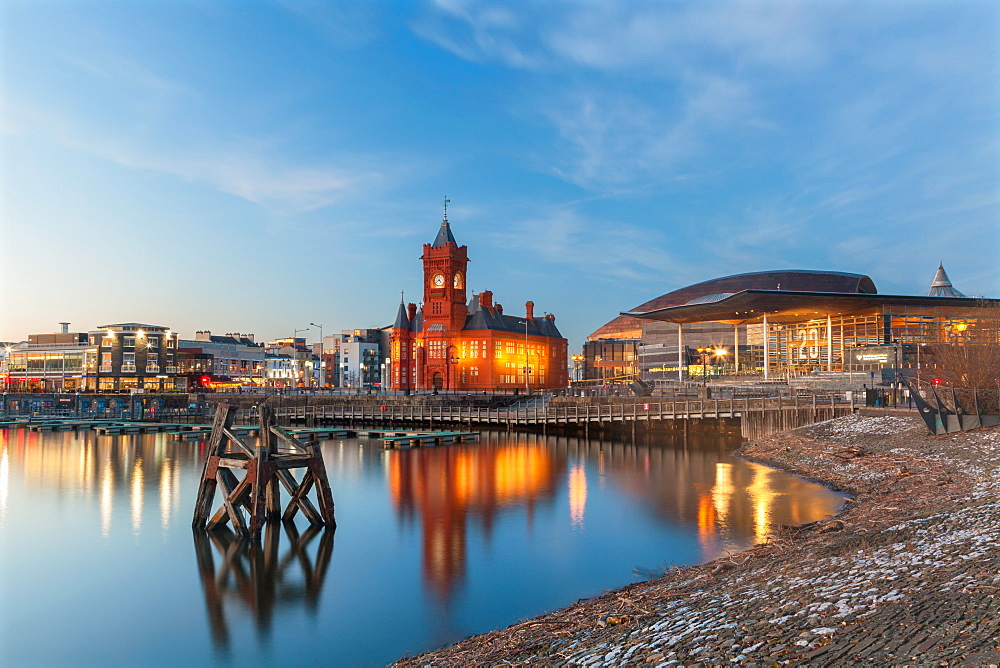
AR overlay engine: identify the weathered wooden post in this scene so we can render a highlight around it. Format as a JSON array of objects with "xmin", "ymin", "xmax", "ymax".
[{"xmin": 192, "ymin": 403, "xmax": 336, "ymax": 537}]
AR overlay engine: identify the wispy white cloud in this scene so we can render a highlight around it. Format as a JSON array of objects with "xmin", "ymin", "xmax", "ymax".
[
  {"xmin": 4, "ymin": 95, "xmax": 387, "ymax": 213},
  {"xmin": 488, "ymin": 207, "xmax": 699, "ymax": 285},
  {"xmin": 420, "ymin": 0, "xmax": 839, "ymax": 74},
  {"xmin": 281, "ymin": 1, "xmax": 385, "ymax": 48}
]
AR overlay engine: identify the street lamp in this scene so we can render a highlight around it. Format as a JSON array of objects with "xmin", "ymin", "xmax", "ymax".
[
  {"xmin": 310, "ymin": 322, "xmax": 324, "ymax": 389},
  {"xmin": 696, "ymin": 347, "xmax": 728, "ymax": 385},
  {"xmin": 696, "ymin": 347, "xmax": 709, "ymax": 385}
]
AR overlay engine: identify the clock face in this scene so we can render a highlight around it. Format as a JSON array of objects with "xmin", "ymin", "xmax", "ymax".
[
  {"xmin": 453, "ymin": 273, "xmax": 463, "ymax": 289},
  {"xmin": 432, "ymin": 273, "xmax": 445, "ymax": 287}
]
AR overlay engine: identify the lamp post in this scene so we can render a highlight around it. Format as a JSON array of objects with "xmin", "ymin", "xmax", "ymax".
[
  {"xmin": 571, "ymin": 354, "xmax": 584, "ymax": 384},
  {"xmin": 696, "ymin": 346, "xmax": 728, "ymax": 386},
  {"xmin": 696, "ymin": 347, "xmax": 709, "ymax": 386},
  {"xmin": 310, "ymin": 322, "xmax": 325, "ymax": 389}
]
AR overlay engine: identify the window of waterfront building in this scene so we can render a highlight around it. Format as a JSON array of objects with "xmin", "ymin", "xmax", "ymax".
[
  {"xmin": 122, "ymin": 352, "xmax": 136, "ymax": 372},
  {"xmin": 123, "ymin": 336, "xmax": 136, "ymax": 348},
  {"xmin": 428, "ymin": 340, "xmax": 446, "ymax": 359},
  {"xmin": 27, "ymin": 354, "xmax": 44, "ymax": 371},
  {"xmin": 147, "ymin": 337, "xmax": 159, "ymax": 350},
  {"xmin": 100, "ymin": 353, "xmax": 112, "ymax": 372},
  {"xmin": 166, "ymin": 337, "xmax": 175, "ymax": 349},
  {"xmin": 64, "ymin": 353, "xmax": 83, "ymax": 371},
  {"xmin": 9, "ymin": 354, "xmax": 26, "ymax": 372}
]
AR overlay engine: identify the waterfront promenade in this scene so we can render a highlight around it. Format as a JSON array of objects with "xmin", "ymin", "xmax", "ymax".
[{"xmin": 397, "ymin": 413, "xmax": 1000, "ymax": 666}]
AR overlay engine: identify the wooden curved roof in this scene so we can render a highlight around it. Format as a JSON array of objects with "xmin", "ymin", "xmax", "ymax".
[{"xmin": 588, "ymin": 270, "xmax": 876, "ymax": 340}]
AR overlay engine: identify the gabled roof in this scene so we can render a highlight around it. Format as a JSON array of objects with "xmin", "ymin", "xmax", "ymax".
[
  {"xmin": 410, "ymin": 310, "xmax": 423, "ymax": 332},
  {"xmin": 464, "ymin": 296, "xmax": 563, "ymax": 338},
  {"xmin": 206, "ymin": 334, "xmax": 259, "ymax": 347}
]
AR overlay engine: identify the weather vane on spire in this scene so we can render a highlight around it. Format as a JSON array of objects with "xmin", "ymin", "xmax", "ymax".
[{"xmin": 442, "ymin": 196, "xmax": 450, "ymax": 222}]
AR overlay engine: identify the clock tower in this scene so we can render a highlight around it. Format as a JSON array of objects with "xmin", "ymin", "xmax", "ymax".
[{"xmin": 421, "ymin": 216, "xmax": 469, "ymax": 333}]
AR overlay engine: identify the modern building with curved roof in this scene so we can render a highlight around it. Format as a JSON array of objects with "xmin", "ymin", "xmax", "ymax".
[
  {"xmin": 581, "ymin": 264, "xmax": 995, "ymax": 384},
  {"xmin": 589, "ymin": 270, "xmax": 877, "ymax": 341}
]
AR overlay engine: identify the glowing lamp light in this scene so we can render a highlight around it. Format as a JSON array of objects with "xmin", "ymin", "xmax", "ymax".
[
  {"xmin": 954, "ymin": 323, "xmax": 967, "ymax": 332},
  {"xmin": 137, "ymin": 330, "xmax": 145, "ymax": 338},
  {"xmin": 714, "ymin": 348, "xmax": 728, "ymax": 356}
]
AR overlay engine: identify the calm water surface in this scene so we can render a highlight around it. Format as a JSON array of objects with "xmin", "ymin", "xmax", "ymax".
[{"xmin": 0, "ymin": 427, "xmax": 843, "ymax": 666}]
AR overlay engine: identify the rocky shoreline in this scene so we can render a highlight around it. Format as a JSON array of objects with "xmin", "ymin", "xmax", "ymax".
[{"xmin": 396, "ymin": 413, "xmax": 1000, "ymax": 666}]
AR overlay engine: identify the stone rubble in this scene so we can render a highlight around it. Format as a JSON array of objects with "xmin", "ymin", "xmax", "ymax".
[{"xmin": 396, "ymin": 413, "xmax": 1000, "ymax": 667}]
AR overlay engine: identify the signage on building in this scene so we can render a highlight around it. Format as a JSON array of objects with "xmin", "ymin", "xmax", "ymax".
[{"xmin": 852, "ymin": 346, "xmax": 896, "ymax": 365}]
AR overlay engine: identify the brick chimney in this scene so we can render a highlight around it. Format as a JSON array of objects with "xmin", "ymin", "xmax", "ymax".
[
  {"xmin": 479, "ymin": 290, "xmax": 494, "ymax": 309},
  {"xmin": 195, "ymin": 330, "xmax": 211, "ymax": 342},
  {"xmin": 407, "ymin": 302, "xmax": 418, "ymax": 322},
  {"xmin": 525, "ymin": 301, "xmax": 534, "ymax": 321}
]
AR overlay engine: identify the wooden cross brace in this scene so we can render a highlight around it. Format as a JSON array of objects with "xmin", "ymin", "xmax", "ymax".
[{"xmin": 192, "ymin": 403, "xmax": 337, "ymax": 536}]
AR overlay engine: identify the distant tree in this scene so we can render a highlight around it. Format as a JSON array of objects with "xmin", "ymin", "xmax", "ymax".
[{"xmin": 927, "ymin": 300, "xmax": 1000, "ymax": 392}]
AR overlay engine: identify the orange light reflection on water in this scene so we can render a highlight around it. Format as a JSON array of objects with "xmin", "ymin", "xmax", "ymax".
[{"xmin": 387, "ymin": 441, "xmax": 560, "ymax": 600}]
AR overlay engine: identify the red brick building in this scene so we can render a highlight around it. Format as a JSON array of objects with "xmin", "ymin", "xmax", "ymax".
[{"xmin": 390, "ymin": 217, "xmax": 568, "ymax": 392}]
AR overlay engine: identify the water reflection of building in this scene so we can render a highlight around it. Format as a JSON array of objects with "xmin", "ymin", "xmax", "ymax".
[
  {"xmin": 542, "ymin": 434, "xmax": 843, "ymax": 562},
  {"xmin": 0, "ymin": 428, "xmax": 200, "ymax": 535},
  {"xmin": 387, "ymin": 436, "xmax": 563, "ymax": 601}
]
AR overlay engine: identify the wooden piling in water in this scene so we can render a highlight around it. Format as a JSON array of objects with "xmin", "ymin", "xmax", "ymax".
[{"xmin": 192, "ymin": 403, "xmax": 336, "ymax": 536}]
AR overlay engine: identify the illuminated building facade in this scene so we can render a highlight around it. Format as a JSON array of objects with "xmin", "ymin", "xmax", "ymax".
[
  {"xmin": 177, "ymin": 331, "xmax": 265, "ymax": 388},
  {"xmin": 263, "ymin": 337, "xmax": 316, "ymax": 388},
  {"xmin": 92, "ymin": 323, "xmax": 179, "ymax": 391},
  {"xmin": 3, "ymin": 323, "xmax": 181, "ymax": 392},
  {"xmin": 337, "ymin": 329, "xmax": 384, "ymax": 389},
  {"xmin": 613, "ymin": 266, "xmax": 999, "ymax": 380},
  {"xmin": 390, "ymin": 216, "xmax": 568, "ymax": 392}
]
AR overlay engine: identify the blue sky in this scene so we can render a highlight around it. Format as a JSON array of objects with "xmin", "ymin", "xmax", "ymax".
[{"xmin": 2, "ymin": 0, "xmax": 998, "ymax": 351}]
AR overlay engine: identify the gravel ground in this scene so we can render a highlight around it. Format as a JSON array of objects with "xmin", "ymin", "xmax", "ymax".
[{"xmin": 396, "ymin": 414, "xmax": 1000, "ymax": 667}]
